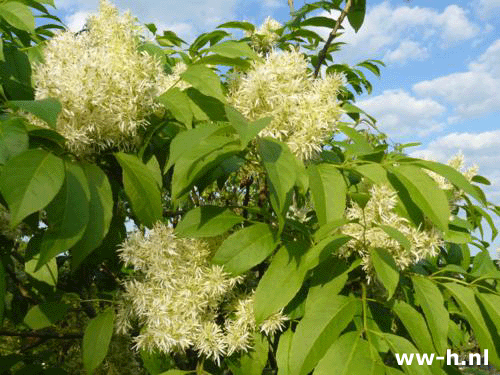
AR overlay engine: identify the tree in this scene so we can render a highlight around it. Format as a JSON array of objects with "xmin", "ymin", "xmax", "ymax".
[{"xmin": 1, "ymin": 0, "xmax": 499, "ymax": 374}]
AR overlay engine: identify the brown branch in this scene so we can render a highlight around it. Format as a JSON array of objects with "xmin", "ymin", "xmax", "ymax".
[
  {"xmin": 313, "ymin": 0, "xmax": 353, "ymax": 78},
  {"xmin": 0, "ymin": 330, "xmax": 83, "ymax": 339}
]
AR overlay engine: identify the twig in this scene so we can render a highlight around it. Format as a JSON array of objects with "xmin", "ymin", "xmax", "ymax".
[
  {"xmin": 313, "ymin": 0, "xmax": 353, "ymax": 78},
  {"xmin": 241, "ymin": 176, "xmax": 254, "ymax": 219},
  {"xmin": 0, "ymin": 330, "xmax": 83, "ymax": 339}
]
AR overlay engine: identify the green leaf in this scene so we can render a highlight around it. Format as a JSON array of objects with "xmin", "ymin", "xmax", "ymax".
[
  {"xmin": 198, "ymin": 54, "xmax": 252, "ymax": 69},
  {"xmin": 475, "ymin": 292, "xmax": 500, "ymax": 336},
  {"xmin": 0, "ymin": 118, "xmax": 28, "ymax": 165},
  {"xmin": 180, "ymin": 64, "xmax": 225, "ymax": 102},
  {"xmin": 171, "ymin": 136, "xmax": 241, "ymax": 199},
  {"xmin": 156, "ymin": 30, "xmax": 186, "ymax": 47},
  {"xmin": 175, "ymin": 206, "xmax": 244, "ymax": 238},
  {"xmin": 185, "ymin": 87, "xmax": 226, "ymax": 121},
  {"xmin": 212, "ymin": 223, "xmax": 277, "ymax": 275},
  {"xmin": 307, "ymin": 164, "xmax": 346, "ymax": 226},
  {"xmin": 83, "ymin": 309, "xmax": 115, "ymax": 375},
  {"xmin": 470, "ymin": 251, "xmax": 499, "ymax": 277},
  {"xmin": 392, "ymin": 301, "xmax": 441, "ymax": 373},
  {"xmin": 140, "ymin": 350, "xmax": 176, "ymax": 375},
  {"xmin": 0, "ymin": 47, "xmax": 33, "ymax": 100},
  {"xmin": 410, "ymin": 159, "xmax": 486, "ymax": 204},
  {"xmin": 24, "ymin": 302, "xmax": 69, "ymax": 330},
  {"xmin": 229, "ymin": 333, "xmax": 269, "ymax": 375},
  {"xmin": 147, "ymin": 156, "xmax": 163, "ymax": 187},
  {"xmin": 411, "ymin": 276, "xmax": 448, "ymax": 355},
  {"xmin": 217, "ymin": 21, "xmax": 255, "ymax": 32},
  {"xmin": 276, "ymin": 329, "xmax": 293, "ymax": 375},
  {"xmin": 190, "ymin": 30, "xmax": 230, "ymax": 52},
  {"xmin": 315, "ymin": 331, "xmax": 384, "ymax": 375},
  {"xmin": 441, "ymin": 283, "xmax": 500, "ymax": 367},
  {"xmin": 25, "ymin": 255, "xmax": 57, "ymax": 287},
  {"xmin": 0, "ymin": 2, "xmax": 35, "ymax": 32},
  {"xmin": 289, "ymin": 295, "xmax": 361, "ymax": 375},
  {"xmin": 382, "ymin": 333, "xmax": 433, "ymax": 375},
  {"xmin": 167, "ymin": 123, "xmax": 223, "ymax": 171},
  {"xmin": 225, "ymin": 105, "xmax": 270, "ymax": 146},
  {"xmin": 389, "ymin": 164, "xmax": 450, "ymax": 232},
  {"xmin": 356, "ymin": 61, "xmax": 381, "ymax": 77},
  {"xmin": 378, "ymin": 225, "xmax": 411, "ymax": 251},
  {"xmin": 347, "ymin": 0, "xmax": 366, "ymax": 32},
  {"xmin": 370, "ymin": 247, "xmax": 399, "ymax": 299},
  {"xmin": 300, "ymin": 16, "xmax": 337, "ymax": 29},
  {"xmin": 0, "ymin": 149, "xmax": 64, "ymax": 226},
  {"xmin": 71, "ymin": 165, "xmax": 113, "ymax": 269},
  {"xmin": 158, "ymin": 370, "xmax": 189, "ymax": 375},
  {"xmin": 258, "ymin": 138, "xmax": 297, "ymax": 217},
  {"xmin": 38, "ymin": 162, "xmax": 90, "ymax": 269},
  {"xmin": 354, "ymin": 163, "xmax": 389, "ymax": 185},
  {"xmin": 338, "ymin": 124, "xmax": 373, "ymax": 153},
  {"xmin": 205, "ymin": 40, "xmax": 259, "ymax": 60},
  {"xmin": 157, "ymin": 88, "xmax": 193, "ymax": 128},
  {"xmin": 254, "ymin": 242, "xmax": 309, "ymax": 324},
  {"xmin": 9, "ymin": 99, "xmax": 61, "ymax": 129},
  {"xmin": 303, "ymin": 234, "xmax": 352, "ymax": 270},
  {"xmin": 471, "ymin": 175, "xmax": 490, "ymax": 185},
  {"xmin": 115, "ymin": 152, "xmax": 163, "ymax": 227}
]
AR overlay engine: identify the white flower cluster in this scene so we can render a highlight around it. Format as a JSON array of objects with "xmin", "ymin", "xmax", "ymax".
[
  {"xmin": 246, "ymin": 17, "xmax": 282, "ymax": 53},
  {"xmin": 229, "ymin": 48, "xmax": 345, "ymax": 160},
  {"xmin": 117, "ymin": 222, "xmax": 286, "ymax": 363},
  {"xmin": 339, "ymin": 184, "xmax": 443, "ymax": 278},
  {"xmin": 30, "ymin": 0, "xmax": 170, "ymax": 156}
]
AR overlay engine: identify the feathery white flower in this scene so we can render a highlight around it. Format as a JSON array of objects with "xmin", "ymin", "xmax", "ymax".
[
  {"xmin": 339, "ymin": 184, "xmax": 443, "ymax": 277},
  {"xmin": 30, "ymin": 0, "xmax": 170, "ymax": 156},
  {"xmin": 117, "ymin": 222, "xmax": 286, "ymax": 363},
  {"xmin": 246, "ymin": 17, "xmax": 282, "ymax": 53},
  {"xmin": 229, "ymin": 48, "xmax": 344, "ymax": 160}
]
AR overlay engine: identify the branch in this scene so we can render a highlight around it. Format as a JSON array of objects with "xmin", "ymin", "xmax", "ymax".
[
  {"xmin": 313, "ymin": 0, "xmax": 353, "ymax": 78},
  {"xmin": 0, "ymin": 330, "xmax": 83, "ymax": 339}
]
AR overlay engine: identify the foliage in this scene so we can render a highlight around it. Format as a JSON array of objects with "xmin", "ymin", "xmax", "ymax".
[{"xmin": 1, "ymin": 0, "xmax": 500, "ymax": 374}]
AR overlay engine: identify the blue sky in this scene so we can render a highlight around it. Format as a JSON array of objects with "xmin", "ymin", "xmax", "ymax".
[{"xmin": 49, "ymin": 0, "xmax": 500, "ymax": 255}]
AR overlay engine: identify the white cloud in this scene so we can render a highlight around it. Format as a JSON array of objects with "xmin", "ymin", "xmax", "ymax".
[
  {"xmin": 61, "ymin": 0, "xmax": 240, "ymax": 41},
  {"xmin": 383, "ymin": 40, "xmax": 429, "ymax": 64},
  {"xmin": 469, "ymin": 39, "xmax": 500, "ymax": 77},
  {"xmin": 262, "ymin": 0, "xmax": 283, "ymax": 9},
  {"xmin": 436, "ymin": 5, "xmax": 480, "ymax": 44},
  {"xmin": 475, "ymin": 0, "xmax": 500, "ymax": 19},
  {"xmin": 356, "ymin": 90, "xmax": 446, "ymax": 137},
  {"xmin": 317, "ymin": 1, "xmax": 480, "ymax": 64},
  {"xmin": 66, "ymin": 11, "xmax": 91, "ymax": 32},
  {"xmin": 412, "ymin": 39, "xmax": 500, "ymax": 119}
]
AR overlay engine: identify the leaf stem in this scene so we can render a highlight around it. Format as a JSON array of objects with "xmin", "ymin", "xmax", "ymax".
[{"xmin": 313, "ymin": 0, "xmax": 353, "ymax": 78}]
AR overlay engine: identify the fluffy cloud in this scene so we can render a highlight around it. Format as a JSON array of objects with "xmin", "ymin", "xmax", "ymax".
[
  {"xmin": 475, "ymin": 0, "xmax": 500, "ymax": 19},
  {"xmin": 60, "ymin": 0, "xmax": 240, "ymax": 41},
  {"xmin": 356, "ymin": 90, "xmax": 446, "ymax": 137},
  {"xmin": 66, "ymin": 10, "xmax": 90, "ymax": 32},
  {"xmin": 413, "ymin": 39, "xmax": 500, "ymax": 119},
  {"xmin": 317, "ymin": 1, "xmax": 480, "ymax": 64},
  {"xmin": 383, "ymin": 40, "xmax": 429, "ymax": 64}
]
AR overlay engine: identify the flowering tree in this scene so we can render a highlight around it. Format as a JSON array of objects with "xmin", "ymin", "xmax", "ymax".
[{"xmin": 1, "ymin": 0, "xmax": 500, "ymax": 374}]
